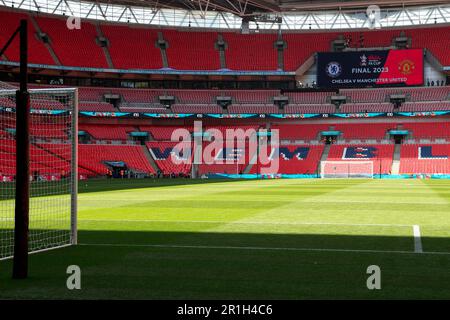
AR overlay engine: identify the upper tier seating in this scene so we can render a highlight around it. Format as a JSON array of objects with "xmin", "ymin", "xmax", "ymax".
[
  {"xmin": 0, "ymin": 11, "xmax": 54, "ymax": 65},
  {"xmin": 222, "ymin": 32, "xmax": 278, "ymax": 71},
  {"xmin": 2, "ymin": 8, "xmax": 450, "ymax": 70},
  {"xmin": 164, "ymin": 30, "xmax": 220, "ymax": 70},
  {"xmin": 100, "ymin": 24, "xmax": 163, "ymax": 70},
  {"xmin": 35, "ymin": 16, "xmax": 108, "ymax": 68}
]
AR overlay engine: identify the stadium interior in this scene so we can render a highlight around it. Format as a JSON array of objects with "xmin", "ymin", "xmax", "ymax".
[
  {"xmin": 1, "ymin": 1, "xmax": 449, "ymax": 180},
  {"xmin": 1, "ymin": 0, "xmax": 450, "ymax": 301}
]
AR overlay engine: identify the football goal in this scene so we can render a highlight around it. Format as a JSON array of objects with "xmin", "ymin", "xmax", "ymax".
[
  {"xmin": 0, "ymin": 88, "xmax": 78, "ymax": 263},
  {"xmin": 320, "ymin": 161, "xmax": 374, "ymax": 178}
]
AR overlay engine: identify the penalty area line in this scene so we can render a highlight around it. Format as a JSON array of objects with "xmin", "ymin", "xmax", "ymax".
[
  {"xmin": 79, "ymin": 219, "xmax": 412, "ymax": 228},
  {"xmin": 78, "ymin": 243, "xmax": 450, "ymax": 256},
  {"xmin": 413, "ymin": 225, "xmax": 423, "ymax": 253}
]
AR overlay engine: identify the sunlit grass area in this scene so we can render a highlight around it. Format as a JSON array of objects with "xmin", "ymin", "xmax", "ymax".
[{"xmin": 1, "ymin": 178, "xmax": 449, "ymax": 299}]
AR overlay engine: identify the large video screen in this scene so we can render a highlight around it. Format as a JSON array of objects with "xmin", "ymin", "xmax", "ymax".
[{"xmin": 317, "ymin": 49, "xmax": 423, "ymax": 88}]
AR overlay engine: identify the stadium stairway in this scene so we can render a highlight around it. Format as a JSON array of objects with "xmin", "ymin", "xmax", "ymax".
[
  {"xmin": 95, "ymin": 23, "xmax": 114, "ymax": 69},
  {"xmin": 391, "ymin": 144, "xmax": 401, "ymax": 174},
  {"xmin": 243, "ymin": 147, "xmax": 259, "ymax": 174},
  {"xmin": 318, "ymin": 144, "xmax": 331, "ymax": 174},
  {"xmin": 29, "ymin": 15, "xmax": 61, "ymax": 66},
  {"xmin": 141, "ymin": 145, "xmax": 160, "ymax": 173}
]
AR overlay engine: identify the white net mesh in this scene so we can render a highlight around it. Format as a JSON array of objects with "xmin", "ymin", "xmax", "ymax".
[
  {"xmin": 320, "ymin": 161, "xmax": 374, "ymax": 178},
  {"xmin": 0, "ymin": 88, "xmax": 77, "ymax": 260}
]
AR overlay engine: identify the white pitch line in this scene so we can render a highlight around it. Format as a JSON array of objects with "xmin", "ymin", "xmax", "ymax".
[
  {"xmin": 0, "ymin": 243, "xmax": 73, "ymax": 261},
  {"xmin": 79, "ymin": 219, "xmax": 412, "ymax": 228},
  {"xmin": 78, "ymin": 243, "xmax": 450, "ymax": 256},
  {"xmin": 413, "ymin": 225, "xmax": 423, "ymax": 253}
]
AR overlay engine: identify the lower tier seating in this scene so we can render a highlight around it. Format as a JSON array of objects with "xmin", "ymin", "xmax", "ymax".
[
  {"xmin": 400, "ymin": 144, "xmax": 450, "ymax": 174},
  {"xmin": 78, "ymin": 144, "xmax": 155, "ymax": 176},
  {"xmin": 327, "ymin": 144, "xmax": 395, "ymax": 174},
  {"xmin": 147, "ymin": 141, "xmax": 192, "ymax": 175}
]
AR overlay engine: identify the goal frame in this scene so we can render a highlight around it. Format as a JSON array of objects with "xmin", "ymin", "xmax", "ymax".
[
  {"xmin": 0, "ymin": 88, "xmax": 78, "ymax": 268},
  {"xmin": 320, "ymin": 160, "xmax": 374, "ymax": 179}
]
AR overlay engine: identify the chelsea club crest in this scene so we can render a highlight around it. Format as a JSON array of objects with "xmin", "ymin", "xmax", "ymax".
[{"xmin": 326, "ymin": 61, "xmax": 342, "ymax": 78}]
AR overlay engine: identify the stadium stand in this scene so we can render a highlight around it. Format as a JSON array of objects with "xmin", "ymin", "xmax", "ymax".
[
  {"xmin": 147, "ymin": 141, "xmax": 192, "ymax": 175},
  {"xmin": 0, "ymin": 10, "xmax": 54, "ymax": 65},
  {"xmin": 164, "ymin": 30, "xmax": 220, "ymax": 70},
  {"xmin": 78, "ymin": 144, "xmax": 155, "ymax": 175},
  {"xmin": 35, "ymin": 16, "xmax": 108, "ymax": 68},
  {"xmin": 400, "ymin": 144, "xmax": 450, "ymax": 174},
  {"xmin": 250, "ymin": 145, "xmax": 324, "ymax": 174},
  {"xmin": 222, "ymin": 32, "xmax": 279, "ymax": 71},
  {"xmin": 100, "ymin": 24, "xmax": 163, "ymax": 70},
  {"xmin": 327, "ymin": 144, "xmax": 395, "ymax": 174},
  {"xmin": 79, "ymin": 124, "xmax": 136, "ymax": 140}
]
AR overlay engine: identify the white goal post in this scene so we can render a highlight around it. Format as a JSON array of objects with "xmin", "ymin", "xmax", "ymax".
[
  {"xmin": 0, "ymin": 88, "xmax": 78, "ymax": 261},
  {"xmin": 320, "ymin": 161, "xmax": 374, "ymax": 178}
]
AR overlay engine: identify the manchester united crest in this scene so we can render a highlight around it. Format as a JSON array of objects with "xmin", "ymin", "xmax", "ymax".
[{"xmin": 398, "ymin": 59, "xmax": 415, "ymax": 75}]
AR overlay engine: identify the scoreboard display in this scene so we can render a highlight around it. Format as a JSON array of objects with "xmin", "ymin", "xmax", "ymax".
[{"xmin": 317, "ymin": 49, "xmax": 424, "ymax": 88}]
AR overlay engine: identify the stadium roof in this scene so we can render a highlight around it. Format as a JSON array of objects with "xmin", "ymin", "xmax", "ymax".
[{"xmin": 101, "ymin": 0, "xmax": 450, "ymax": 16}]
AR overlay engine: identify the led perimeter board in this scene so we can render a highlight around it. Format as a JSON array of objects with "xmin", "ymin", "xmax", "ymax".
[{"xmin": 317, "ymin": 49, "xmax": 424, "ymax": 88}]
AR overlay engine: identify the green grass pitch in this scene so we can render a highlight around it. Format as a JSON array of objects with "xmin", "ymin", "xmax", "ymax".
[{"xmin": 1, "ymin": 178, "xmax": 450, "ymax": 299}]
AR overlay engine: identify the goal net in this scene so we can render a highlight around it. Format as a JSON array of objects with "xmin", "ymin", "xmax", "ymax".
[
  {"xmin": 0, "ymin": 88, "xmax": 78, "ymax": 260},
  {"xmin": 320, "ymin": 161, "xmax": 374, "ymax": 178}
]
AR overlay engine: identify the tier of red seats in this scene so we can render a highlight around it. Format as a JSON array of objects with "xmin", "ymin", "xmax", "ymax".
[
  {"xmin": 164, "ymin": 30, "xmax": 220, "ymax": 70},
  {"xmin": 327, "ymin": 144, "xmax": 394, "ymax": 174},
  {"xmin": 272, "ymin": 123, "xmax": 330, "ymax": 140},
  {"xmin": 228, "ymin": 104, "xmax": 279, "ymax": 114},
  {"xmin": 35, "ymin": 16, "xmax": 108, "ymax": 68},
  {"xmin": 285, "ymin": 104, "xmax": 335, "ymax": 114},
  {"xmin": 79, "ymin": 102, "xmax": 115, "ymax": 112},
  {"xmin": 78, "ymin": 144, "xmax": 155, "ymax": 175},
  {"xmin": 197, "ymin": 141, "xmax": 252, "ymax": 175},
  {"xmin": 332, "ymin": 123, "xmax": 395, "ymax": 139},
  {"xmin": 339, "ymin": 103, "xmax": 394, "ymax": 113},
  {"xmin": 0, "ymin": 10, "xmax": 54, "ymax": 65},
  {"xmin": 222, "ymin": 32, "xmax": 278, "ymax": 71},
  {"xmin": 400, "ymin": 101, "xmax": 450, "ymax": 112},
  {"xmin": 250, "ymin": 145, "xmax": 324, "ymax": 174},
  {"xmin": 399, "ymin": 144, "xmax": 450, "ymax": 174},
  {"xmin": 146, "ymin": 141, "xmax": 192, "ymax": 175},
  {"xmin": 341, "ymin": 86, "xmax": 450, "ymax": 103},
  {"xmin": 140, "ymin": 126, "xmax": 193, "ymax": 141},
  {"xmin": 0, "ymin": 139, "xmax": 70, "ymax": 175},
  {"xmin": 100, "ymin": 25, "xmax": 163, "ymax": 70},
  {"xmin": 6, "ymin": 84, "xmax": 445, "ymax": 114},
  {"xmin": 79, "ymin": 124, "xmax": 136, "ymax": 140},
  {"xmin": 2, "ymin": 8, "xmax": 450, "ymax": 70},
  {"xmin": 401, "ymin": 122, "xmax": 450, "ymax": 138},
  {"xmin": 171, "ymin": 104, "xmax": 223, "ymax": 114}
]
